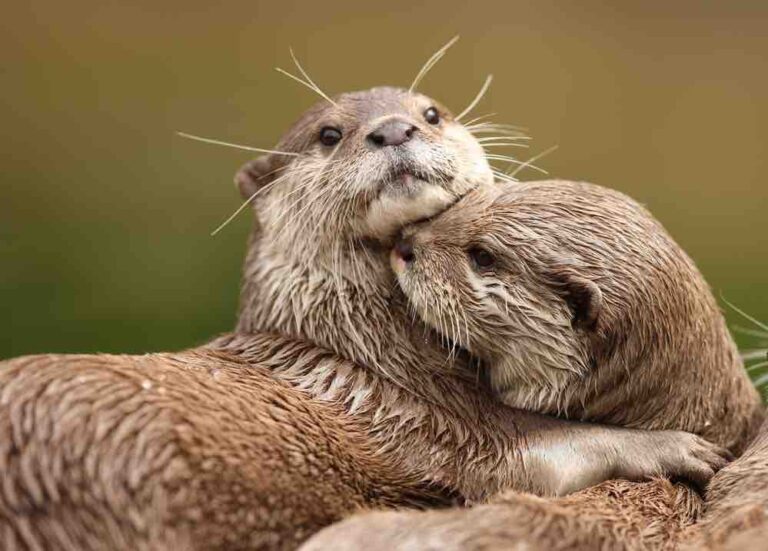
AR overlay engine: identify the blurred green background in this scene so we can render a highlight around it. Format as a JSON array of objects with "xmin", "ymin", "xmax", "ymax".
[{"xmin": 1, "ymin": 1, "xmax": 766, "ymax": 364}]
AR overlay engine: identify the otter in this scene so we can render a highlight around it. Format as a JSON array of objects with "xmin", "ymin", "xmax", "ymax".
[
  {"xmin": 212, "ymin": 85, "xmax": 730, "ymax": 498},
  {"xmin": 0, "ymin": 348, "xmax": 456, "ymax": 550},
  {"xmin": 0, "ymin": 85, "xmax": 731, "ymax": 548},
  {"xmin": 390, "ymin": 180, "xmax": 762, "ymax": 450},
  {"xmin": 300, "ymin": 180, "xmax": 765, "ymax": 550}
]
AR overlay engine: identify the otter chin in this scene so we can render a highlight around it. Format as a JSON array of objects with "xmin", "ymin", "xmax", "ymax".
[
  {"xmin": 393, "ymin": 180, "xmax": 762, "ymax": 453},
  {"xmin": 362, "ymin": 179, "xmax": 456, "ymax": 243}
]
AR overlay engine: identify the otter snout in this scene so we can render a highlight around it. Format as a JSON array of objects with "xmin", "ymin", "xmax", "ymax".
[
  {"xmin": 367, "ymin": 119, "xmax": 417, "ymax": 148},
  {"xmin": 391, "ymin": 238, "xmax": 416, "ymax": 273}
]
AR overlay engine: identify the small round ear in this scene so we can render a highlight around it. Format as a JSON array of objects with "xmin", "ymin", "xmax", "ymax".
[
  {"xmin": 564, "ymin": 276, "xmax": 602, "ymax": 330},
  {"xmin": 234, "ymin": 155, "xmax": 276, "ymax": 200},
  {"xmin": 548, "ymin": 264, "xmax": 603, "ymax": 331}
]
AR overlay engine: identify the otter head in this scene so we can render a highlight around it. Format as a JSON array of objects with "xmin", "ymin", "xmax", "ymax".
[
  {"xmin": 236, "ymin": 87, "xmax": 493, "ymax": 271},
  {"xmin": 392, "ymin": 181, "xmax": 608, "ymax": 410}
]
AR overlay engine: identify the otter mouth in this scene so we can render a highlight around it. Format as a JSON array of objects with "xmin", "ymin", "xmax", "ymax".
[
  {"xmin": 406, "ymin": 190, "xmax": 464, "ymax": 227},
  {"xmin": 376, "ymin": 165, "xmax": 449, "ymax": 198},
  {"xmin": 357, "ymin": 150, "xmax": 475, "ymax": 242}
]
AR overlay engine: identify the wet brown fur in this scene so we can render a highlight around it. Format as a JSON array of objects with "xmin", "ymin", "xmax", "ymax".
[
  {"xmin": 225, "ymin": 88, "xmax": 731, "ymax": 500},
  {"xmin": 303, "ymin": 181, "xmax": 766, "ymax": 549},
  {"xmin": 396, "ymin": 181, "xmax": 763, "ymax": 452},
  {"xmin": 304, "ymin": 419, "xmax": 768, "ymax": 550},
  {"xmin": 0, "ymin": 89, "xmax": 746, "ymax": 549},
  {"xmin": 0, "ymin": 346, "xmax": 451, "ymax": 550}
]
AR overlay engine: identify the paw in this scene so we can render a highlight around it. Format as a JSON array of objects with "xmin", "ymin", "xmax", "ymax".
[{"xmin": 650, "ymin": 431, "xmax": 732, "ymax": 491}]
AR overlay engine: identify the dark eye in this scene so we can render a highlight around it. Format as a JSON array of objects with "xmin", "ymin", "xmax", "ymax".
[
  {"xmin": 319, "ymin": 127, "xmax": 342, "ymax": 146},
  {"xmin": 424, "ymin": 107, "xmax": 440, "ymax": 125},
  {"xmin": 468, "ymin": 247, "xmax": 495, "ymax": 269}
]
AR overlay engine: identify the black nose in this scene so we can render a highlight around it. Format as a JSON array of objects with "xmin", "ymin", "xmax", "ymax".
[
  {"xmin": 367, "ymin": 120, "xmax": 417, "ymax": 147},
  {"xmin": 394, "ymin": 238, "xmax": 416, "ymax": 263}
]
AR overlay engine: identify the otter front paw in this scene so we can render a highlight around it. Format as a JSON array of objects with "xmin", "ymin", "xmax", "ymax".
[{"xmin": 620, "ymin": 431, "xmax": 732, "ymax": 491}]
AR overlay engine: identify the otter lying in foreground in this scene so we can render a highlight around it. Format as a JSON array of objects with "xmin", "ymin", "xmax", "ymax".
[
  {"xmin": 302, "ymin": 180, "xmax": 763, "ymax": 549},
  {"xmin": 0, "ymin": 84, "xmax": 738, "ymax": 549}
]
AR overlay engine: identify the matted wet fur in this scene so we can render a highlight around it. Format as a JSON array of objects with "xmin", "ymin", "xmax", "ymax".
[
  {"xmin": 392, "ymin": 181, "xmax": 762, "ymax": 451},
  {"xmin": 303, "ymin": 419, "xmax": 768, "ymax": 550},
  {"xmin": 0, "ymin": 85, "xmax": 737, "ymax": 549},
  {"xmin": 301, "ymin": 180, "xmax": 765, "ymax": 549},
  {"xmin": 0, "ymin": 348, "xmax": 454, "ymax": 550},
  {"xmin": 219, "ymin": 86, "xmax": 730, "ymax": 499}
]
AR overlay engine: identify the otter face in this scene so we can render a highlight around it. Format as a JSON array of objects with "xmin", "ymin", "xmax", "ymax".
[
  {"xmin": 392, "ymin": 182, "xmax": 603, "ymax": 409},
  {"xmin": 236, "ymin": 87, "xmax": 493, "ymax": 263}
]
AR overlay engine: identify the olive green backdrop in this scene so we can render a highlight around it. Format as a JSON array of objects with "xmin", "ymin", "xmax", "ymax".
[{"xmin": 2, "ymin": 1, "xmax": 766, "ymax": 365}]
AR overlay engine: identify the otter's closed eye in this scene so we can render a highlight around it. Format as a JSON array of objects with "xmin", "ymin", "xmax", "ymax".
[
  {"xmin": 423, "ymin": 107, "xmax": 440, "ymax": 125},
  {"xmin": 468, "ymin": 247, "xmax": 495, "ymax": 269},
  {"xmin": 319, "ymin": 127, "xmax": 342, "ymax": 146}
]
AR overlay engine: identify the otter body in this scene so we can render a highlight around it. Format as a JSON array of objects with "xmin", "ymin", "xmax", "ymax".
[
  {"xmin": 305, "ymin": 179, "xmax": 765, "ymax": 549},
  {"xmin": 394, "ymin": 180, "xmax": 762, "ymax": 452},
  {"xmin": 228, "ymin": 87, "xmax": 728, "ymax": 500},
  {"xmin": 0, "ymin": 86, "xmax": 733, "ymax": 548},
  {"xmin": 0, "ymin": 346, "xmax": 451, "ymax": 550}
]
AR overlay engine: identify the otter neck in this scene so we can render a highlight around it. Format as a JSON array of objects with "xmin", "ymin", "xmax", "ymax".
[{"xmin": 236, "ymin": 226, "xmax": 451, "ymax": 381}]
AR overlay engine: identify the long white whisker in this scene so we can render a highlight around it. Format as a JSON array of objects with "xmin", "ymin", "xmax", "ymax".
[
  {"xmin": 211, "ymin": 171, "xmax": 289, "ymax": 236},
  {"xmin": 747, "ymin": 361, "xmax": 768, "ymax": 372},
  {"xmin": 462, "ymin": 113, "xmax": 497, "ymax": 127},
  {"xmin": 288, "ymin": 48, "xmax": 338, "ymax": 107},
  {"xmin": 743, "ymin": 349, "xmax": 768, "ymax": 361},
  {"xmin": 176, "ymin": 132, "xmax": 298, "ymax": 157},
  {"xmin": 477, "ymin": 136, "xmax": 530, "ymax": 143},
  {"xmin": 733, "ymin": 326, "xmax": 768, "ymax": 339},
  {"xmin": 508, "ymin": 145, "xmax": 559, "ymax": 178},
  {"xmin": 481, "ymin": 143, "xmax": 528, "ymax": 149},
  {"xmin": 487, "ymin": 154, "xmax": 548, "ymax": 176},
  {"xmin": 491, "ymin": 169, "xmax": 519, "ymax": 183},
  {"xmin": 409, "ymin": 35, "xmax": 460, "ymax": 93},
  {"xmin": 456, "ymin": 75, "xmax": 493, "ymax": 121},
  {"xmin": 467, "ymin": 123, "xmax": 528, "ymax": 136},
  {"xmin": 275, "ymin": 68, "xmax": 338, "ymax": 107},
  {"xmin": 753, "ymin": 372, "xmax": 768, "ymax": 388},
  {"xmin": 722, "ymin": 296, "xmax": 768, "ymax": 333}
]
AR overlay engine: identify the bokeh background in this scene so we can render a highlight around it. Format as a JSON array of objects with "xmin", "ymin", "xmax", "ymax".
[{"xmin": 2, "ymin": 2, "xmax": 766, "ymax": 380}]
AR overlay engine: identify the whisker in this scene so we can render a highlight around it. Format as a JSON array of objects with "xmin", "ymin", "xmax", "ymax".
[
  {"xmin": 721, "ymin": 296, "xmax": 768, "ymax": 333},
  {"xmin": 287, "ymin": 48, "xmax": 338, "ymax": 107},
  {"xmin": 486, "ymin": 154, "xmax": 548, "ymax": 176},
  {"xmin": 753, "ymin": 372, "xmax": 768, "ymax": 388},
  {"xmin": 734, "ymin": 326, "xmax": 768, "ymax": 339},
  {"xmin": 211, "ymin": 170, "xmax": 289, "ymax": 236},
  {"xmin": 176, "ymin": 132, "xmax": 298, "ymax": 157},
  {"xmin": 508, "ymin": 145, "xmax": 558, "ymax": 178},
  {"xmin": 409, "ymin": 35, "xmax": 460, "ymax": 93},
  {"xmin": 467, "ymin": 123, "xmax": 528, "ymax": 136},
  {"xmin": 481, "ymin": 143, "xmax": 528, "ymax": 149},
  {"xmin": 491, "ymin": 169, "xmax": 518, "ymax": 183},
  {"xmin": 477, "ymin": 135, "xmax": 530, "ymax": 142},
  {"xmin": 747, "ymin": 361, "xmax": 768, "ymax": 372},
  {"xmin": 275, "ymin": 68, "xmax": 336, "ymax": 107},
  {"xmin": 276, "ymin": 50, "xmax": 338, "ymax": 108},
  {"xmin": 462, "ymin": 113, "xmax": 497, "ymax": 127},
  {"xmin": 743, "ymin": 349, "xmax": 768, "ymax": 361},
  {"xmin": 477, "ymin": 137, "xmax": 529, "ymax": 143},
  {"xmin": 456, "ymin": 75, "xmax": 493, "ymax": 121}
]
